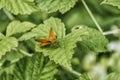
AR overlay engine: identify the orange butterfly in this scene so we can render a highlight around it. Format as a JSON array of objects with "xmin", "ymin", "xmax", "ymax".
[{"xmin": 35, "ymin": 28, "xmax": 58, "ymax": 47}]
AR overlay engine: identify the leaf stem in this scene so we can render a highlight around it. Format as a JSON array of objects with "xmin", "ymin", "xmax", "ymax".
[
  {"xmin": 63, "ymin": 67, "xmax": 81, "ymax": 77},
  {"xmin": 103, "ymin": 29, "xmax": 120, "ymax": 35},
  {"xmin": 3, "ymin": 8, "xmax": 15, "ymax": 21},
  {"xmin": 81, "ymin": 0, "xmax": 103, "ymax": 34},
  {"xmin": 18, "ymin": 49, "xmax": 33, "ymax": 57}
]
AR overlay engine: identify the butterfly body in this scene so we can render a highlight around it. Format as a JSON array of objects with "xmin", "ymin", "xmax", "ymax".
[{"xmin": 35, "ymin": 28, "xmax": 58, "ymax": 47}]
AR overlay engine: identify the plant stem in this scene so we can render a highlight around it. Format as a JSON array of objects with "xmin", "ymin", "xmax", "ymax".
[
  {"xmin": 3, "ymin": 8, "xmax": 15, "ymax": 20},
  {"xmin": 103, "ymin": 29, "xmax": 120, "ymax": 35},
  {"xmin": 81, "ymin": 0, "xmax": 103, "ymax": 34},
  {"xmin": 63, "ymin": 67, "xmax": 81, "ymax": 77}
]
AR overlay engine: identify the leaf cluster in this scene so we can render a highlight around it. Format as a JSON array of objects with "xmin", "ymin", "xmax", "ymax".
[{"xmin": 0, "ymin": 0, "xmax": 119, "ymax": 80}]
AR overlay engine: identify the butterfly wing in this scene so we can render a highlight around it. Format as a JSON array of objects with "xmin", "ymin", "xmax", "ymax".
[
  {"xmin": 35, "ymin": 38, "xmax": 49, "ymax": 43},
  {"xmin": 40, "ymin": 42, "xmax": 50, "ymax": 46},
  {"xmin": 35, "ymin": 28, "xmax": 57, "ymax": 47},
  {"xmin": 49, "ymin": 28, "xmax": 56, "ymax": 41},
  {"xmin": 35, "ymin": 38, "xmax": 50, "ymax": 47}
]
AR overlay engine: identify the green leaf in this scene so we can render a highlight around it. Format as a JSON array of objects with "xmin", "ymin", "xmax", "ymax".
[
  {"xmin": 19, "ymin": 32, "xmax": 38, "ymax": 41},
  {"xmin": 110, "ymin": 52, "xmax": 120, "ymax": 72},
  {"xmin": 0, "ymin": 64, "xmax": 15, "ymax": 77},
  {"xmin": 2, "ymin": 50, "xmax": 24, "ymax": 63},
  {"xmin": 13, "ymin": 53, "xmax": 57, "ymax": 80},
  {"xmin": 102, "ymin": 0, "xmax": 120, "ymax": 9},
  {"xmin": 107, "ymin": 72, "xmax": 120, "ymax": 80},
  {"xmin": 0, "ymin": 37, "xmax": 18, "ymax": 59},
  {"xmin": 35, "ymin": 18, "xmax": 87, "ymax": 68},
  {"xmin": 19, "ymin": 17, "xmax": 65, "ymax": 41},
  {"xmin": 73, "ymin": 25, "xmax": 108, "ymax": 53},
  {"xmin": 78, "ymin": 73, "xmax": 91, "ymax": 80},
  {"xmin": 0, "ymin": 0, "xmax": 38, "ymax": 15},
  {"xmin": 6, "ymin": 20, "xmax": 36, "ymax": 37},
  {"xmin": 0, "ymin": 72, "xmax": 15, "ymax": 80},
  {"xmin": 78, "ymin": 72, "xmax": 105, "ymax": 80},
  {"xmin": 35, "ymin": 0, "xmax": 78, "ymax": 14},
  {"xmin": 33, "ymin": 17, "xmax": 65, "ymax": 39},
  {"xmin": 0, "ymin": 32, "xmax": 5, "ymax": 40}
]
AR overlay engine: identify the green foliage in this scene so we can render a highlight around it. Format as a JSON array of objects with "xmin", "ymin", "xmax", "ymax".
[
  {"xmin": 102, "ymin": 0, "xmax": 120, "ymax": 9},
  {"xmin": 78, "ymin": 73, "xmax": 91, "ymax": 80},
  {"xmin": 34, "ymin": 17, "xmax": 86, "ymax": 68},
  {"xmin": 106, "ymin": 52, "xmax": 120, "ymax": 80},
  {"xmin": 0, "ymin": 0, "xmax": 38, "ymax": 15},
  {"xmin": 35, "ymin": 0, "xmax": 78, "ymax": 14},
  {"xmin": 19, "ymin": 32, "xmax": 37, "ymax": 41},
  {"xmin": 13, "ymin": 53, "xmax": 57, "ymax": 80},
  {"xmin": 107, "ymin": 72, "xmax": 120, "ymax": 80},
  {"xmin": 0, "ymin": 72, "xmax": 14, "ymax": 80},
  {"xmin": 6, "ymin": 20, "xmax": 36, "ymax": 37},
  {"xmin": 19, "ymin": 17, "xmax": 65, "ymax": 41},
  {"xmin": 0, "ymin": 0, "xmax": 119, "ymax": 80},
  {"xmin": 0, "ymin": 37, "xmax": 18, "ymax": 59},
  {"xmin": 0, "ymin": 32, "xmax": 5, "ymax": 40},
  {"xmin": 0, "ymin": 0, "xmax": 78, "ymax": 14},
  {"xmin": 73, "ymin": 25, "xmax": 108, "ymax": 53},
  {"xmin": 1, "ymin": 50, "xmax": 24, "ymax": 64},
  {"xmin": 0, "ymin": 53, "xmax": 57, "ymax": 80},
  {"xmin": 32, "ymin": 17, "xmax": 65, "ymax": 39},
  {"xmin": 110, "ymin": 52, "xmax": 120, "ymax": 72}
]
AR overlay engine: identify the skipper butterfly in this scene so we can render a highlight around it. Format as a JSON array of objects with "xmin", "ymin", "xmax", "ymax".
[{"xmin": 35, "ymin": 28, "xmax": 58, "ymax": 47}]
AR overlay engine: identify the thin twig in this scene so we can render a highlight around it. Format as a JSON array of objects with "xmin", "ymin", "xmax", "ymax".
[
  {"xmin": 3, "ymin": 8, "xmax": 15, "ymax": 20},
  {"xmin": 81, "ymin": 0, "xmax": 103, "ymax": 34},
  {"xmin": 103, "ymin": 29, "xmax": 120, "ymax": 35}
]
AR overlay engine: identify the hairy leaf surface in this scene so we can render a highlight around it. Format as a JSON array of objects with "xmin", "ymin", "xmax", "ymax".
[
  {"xmin": 13, "ymin": 53, "xmax": 57, "ymax": 80},
  {"xmin": 19, "ymin": 17, "xmax": 65, "ymax": 41},
  {"xmin": 102, "ymin": 0, "xmax": 120, "ymax": 9},
  {"xmin": 6, "ymin": 20, "xmax": 36, "ymax": 37},
  {"xmin": 0, "ymin": 0, "xmax": 38, "ymax": 15},
  {"xmin": 35, "ymin": 0, "xmax": 78, "ymax": 14},
  {"xmin": 0, "ymin": 37, "xmax": 18, "ymax": 59},
  {"xmin": 73, "ymin": 25, "xmax": 108, "ymax": 53}
]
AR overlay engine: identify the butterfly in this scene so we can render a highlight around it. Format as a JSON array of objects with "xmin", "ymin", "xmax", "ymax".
[{"xmin": 35, "ymin": 28, "xmax": 58, "ymax": 47}]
